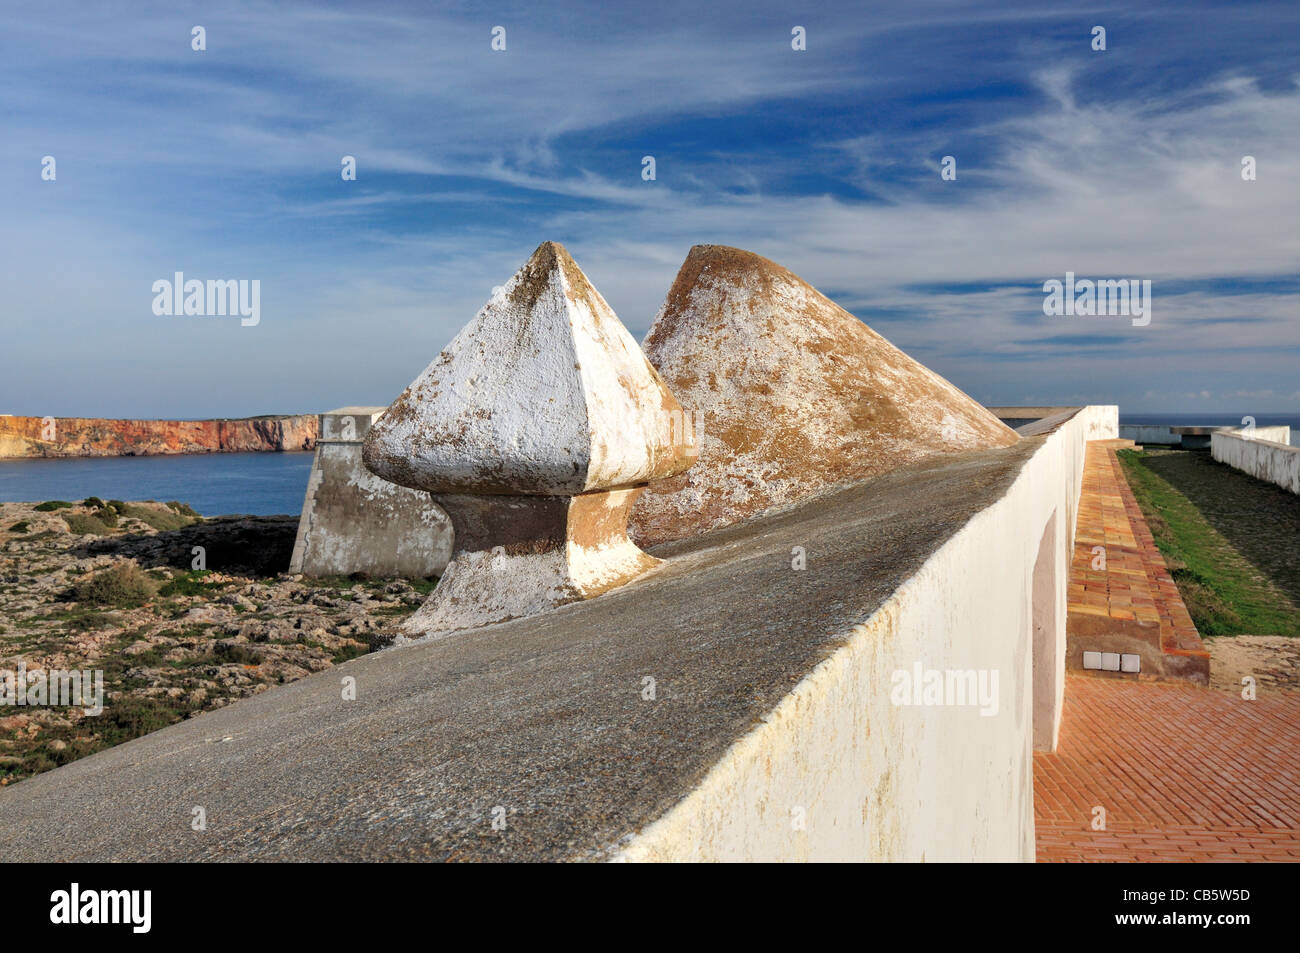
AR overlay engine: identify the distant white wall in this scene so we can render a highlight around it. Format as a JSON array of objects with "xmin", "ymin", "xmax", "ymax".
[
  {"xmin": 1120, "ymin": 423, "xmax": 1289, "ymax": 446},
  {"xmin": 291, "ymin": 408, "xmax": 452, "ymax": 578},
  {"xmin": 1120, "ymin": 424, "xmax": 1180, "ymax": 444},
  {"xmin": 615, "ymin": 407, "xmax": 1103, "ymax": 862},
  {"xmin": 1212, "ymin": 431, "xmax": 1300, "ymax": 495}
]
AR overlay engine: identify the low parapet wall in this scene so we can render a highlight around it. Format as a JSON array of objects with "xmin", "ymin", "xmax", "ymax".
[
  {"xmin": 0, "ymin": 407, "xmax": 1108, "ymax": 862},
  {"xmin": 1119, "ymin": 423, "xmax": 1289, "ymax": 448},
  {"xmin": 1072, "ymin": 405, "xmax": 1119, "ymax": 441},
  {"xmin": 1212, "ymin": 431, "xmax": 1300, "ymax": 495},
  {"xmin": 290, "ymin": 408, "xmax": 452, "ymax": 578},
  {"xmin": 1120, "ymin": 424, "xmax": 1184, "ymax": 445},
  {"xmin": 617, "ymin": 407, "xmax": 1103, "ymax": 861},
  {"xmin": 989, "ymin": 405, "xmax": 1116, "ymax": 441}
]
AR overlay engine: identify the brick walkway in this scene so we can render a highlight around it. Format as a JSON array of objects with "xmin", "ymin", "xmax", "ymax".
[
  {"xmin": 1068, "ymin": 440, "xmax": 1208, "ymax": 680},
  {"xmin": 1035, "ymin": 675, "xmax": 1300, "ymax": 861},
  {"xmin": 1039, "ymin": 442, "xmax": 1297, "ymax": 861}
]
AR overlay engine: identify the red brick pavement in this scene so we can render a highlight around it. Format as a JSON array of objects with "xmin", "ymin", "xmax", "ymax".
[{"xmin": 1035, "ymin": 675, "xmax": 1300, "ymax": 861}]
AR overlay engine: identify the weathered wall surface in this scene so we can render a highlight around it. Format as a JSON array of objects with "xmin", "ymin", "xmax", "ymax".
[
  {"xmin": 291, "ymin": 409, "xmax": 452, "ymax": 578},
  {"xmin": 1075, "ymin": 405, "xmax": 1119, "ymax": 441},
  {"xmin": 632, "ymin": 246, "xmax": 1020, "ymax": 548},
  {"xmin": 615, "ymin": 408, "xmax": 1102, "ymax": 862},
  {"xmin": 1212, "ymin": 431, "xmax": 1300, "ymax": 494},
  {"xmin": 1254, "ymin": 425, "xmax": 1292, "ymax": 444},
  {"xmin": 0, "ymin": 414, "xmax": 316, "ymax": 458}
]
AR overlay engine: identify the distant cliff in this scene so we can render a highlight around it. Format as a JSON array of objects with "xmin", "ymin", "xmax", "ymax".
[{"xmin": 0, "ymin": 414, "xmax": 318, "ymax": 458}]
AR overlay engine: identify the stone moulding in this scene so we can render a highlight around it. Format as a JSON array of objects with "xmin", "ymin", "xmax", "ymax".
[
  {"xmin": 364, "ymin": 241, "xmax": 696, "ymax": 637},
  {"xmin": 401, "ymin": 489, "xmax": 659, "ymax": 635}
]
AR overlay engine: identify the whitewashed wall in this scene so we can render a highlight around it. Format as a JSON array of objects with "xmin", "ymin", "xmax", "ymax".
[
  {"xmin": 615, "ymin": 408, "xmax": 1107, "ymax": 862},
  {"xmin": 1212, "ymin": 431, "xmax": 1300, "ymax": 495}
]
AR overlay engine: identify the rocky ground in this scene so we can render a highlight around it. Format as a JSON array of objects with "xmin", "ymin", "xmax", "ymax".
[
  {"xmin": 1205, "ymin": 635, "xmax": 1300, "ymax": 694},
  {"xmin": 0, "ymin": 498, "xmax": 430, "ymax": 783}
]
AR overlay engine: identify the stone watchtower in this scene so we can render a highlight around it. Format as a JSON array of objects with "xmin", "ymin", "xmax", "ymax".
[
  {"xmin": 363, "ymin": 242, "xmax": 696, "ymax": 637},
  {"xmin": 290, "ymin": 407, "xmax": 452, "ymax": 579}
]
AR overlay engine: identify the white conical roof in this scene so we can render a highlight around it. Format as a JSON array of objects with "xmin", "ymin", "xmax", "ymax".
[{"xmin": 365, "ymin": 242, "xmax": 694, "ymax": 495}]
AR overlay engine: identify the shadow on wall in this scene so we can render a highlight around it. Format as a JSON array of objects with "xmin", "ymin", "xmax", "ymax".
[{"xmin": 1031, "ymin": 509, "xmax": 1060, "ymax": 752}]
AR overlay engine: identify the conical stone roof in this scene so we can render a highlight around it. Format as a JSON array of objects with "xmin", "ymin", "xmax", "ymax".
[
  {"xmin": 630, "ymin": 245, "xmax": 1020, "ymax": 547},
  {"xmin": 365, "ymin": 241, "xmax": 694, "ymax": 496}
]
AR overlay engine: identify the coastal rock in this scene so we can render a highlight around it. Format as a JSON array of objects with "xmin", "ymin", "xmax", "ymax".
[
  {"xmin": 630, "ymin": 245, "xmax": 1020, "ymax": 547},
  {"xmin": 0, "ymin": 414, "xmax": 317, "ymax": 459},
  {"xmin": 0, "ymin": 498, "xmax": 440, "ymax": 783}
]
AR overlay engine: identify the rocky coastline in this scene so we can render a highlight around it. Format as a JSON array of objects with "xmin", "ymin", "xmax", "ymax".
[
  {"xmin": 0, "ymin": 498, "xmax": 425, "ymax": 782},
  {"xmin": 0, "ymin": 414, "xmax": 317, "ymax": 458}
]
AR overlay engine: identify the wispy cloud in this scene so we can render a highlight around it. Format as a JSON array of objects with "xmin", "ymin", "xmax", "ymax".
[{"xmin": 2, "ymin": 0, "xmax": 1298, "ymax": 416}]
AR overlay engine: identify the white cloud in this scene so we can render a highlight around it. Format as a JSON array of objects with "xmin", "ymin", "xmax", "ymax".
[{"xmin": 2, "ymin": 3, "xmax": 1298, "ymax": 415}]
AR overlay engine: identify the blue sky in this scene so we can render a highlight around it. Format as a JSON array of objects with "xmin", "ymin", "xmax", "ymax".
[{"xmin": 3, "ymin": 0, "xmax": 1298, "ymax": 418}]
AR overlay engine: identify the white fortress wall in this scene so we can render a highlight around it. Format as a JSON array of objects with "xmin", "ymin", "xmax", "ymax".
[
  {"xmin": 615, "ymin": 407, "xmax": 1104, "ymax": 862},
  {"xmin": 1212, "ymin": 430, "xmax": 1300, "ymax": 495}
]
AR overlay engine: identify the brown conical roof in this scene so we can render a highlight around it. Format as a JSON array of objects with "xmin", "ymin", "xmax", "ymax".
[{"xmin": 630, "ymin": 245, "xmax": 1019, "ymax": 547}]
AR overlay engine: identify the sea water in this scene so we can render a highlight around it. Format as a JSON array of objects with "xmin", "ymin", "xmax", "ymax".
[{"xmin": 0, "ymin": 452, "xmax": 314, "ymax": 516}]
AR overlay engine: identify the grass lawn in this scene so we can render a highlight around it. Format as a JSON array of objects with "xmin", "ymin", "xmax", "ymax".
[{"xmin": 1117, "ymin": 447, "xmax": 1300, "ymax": 637}]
